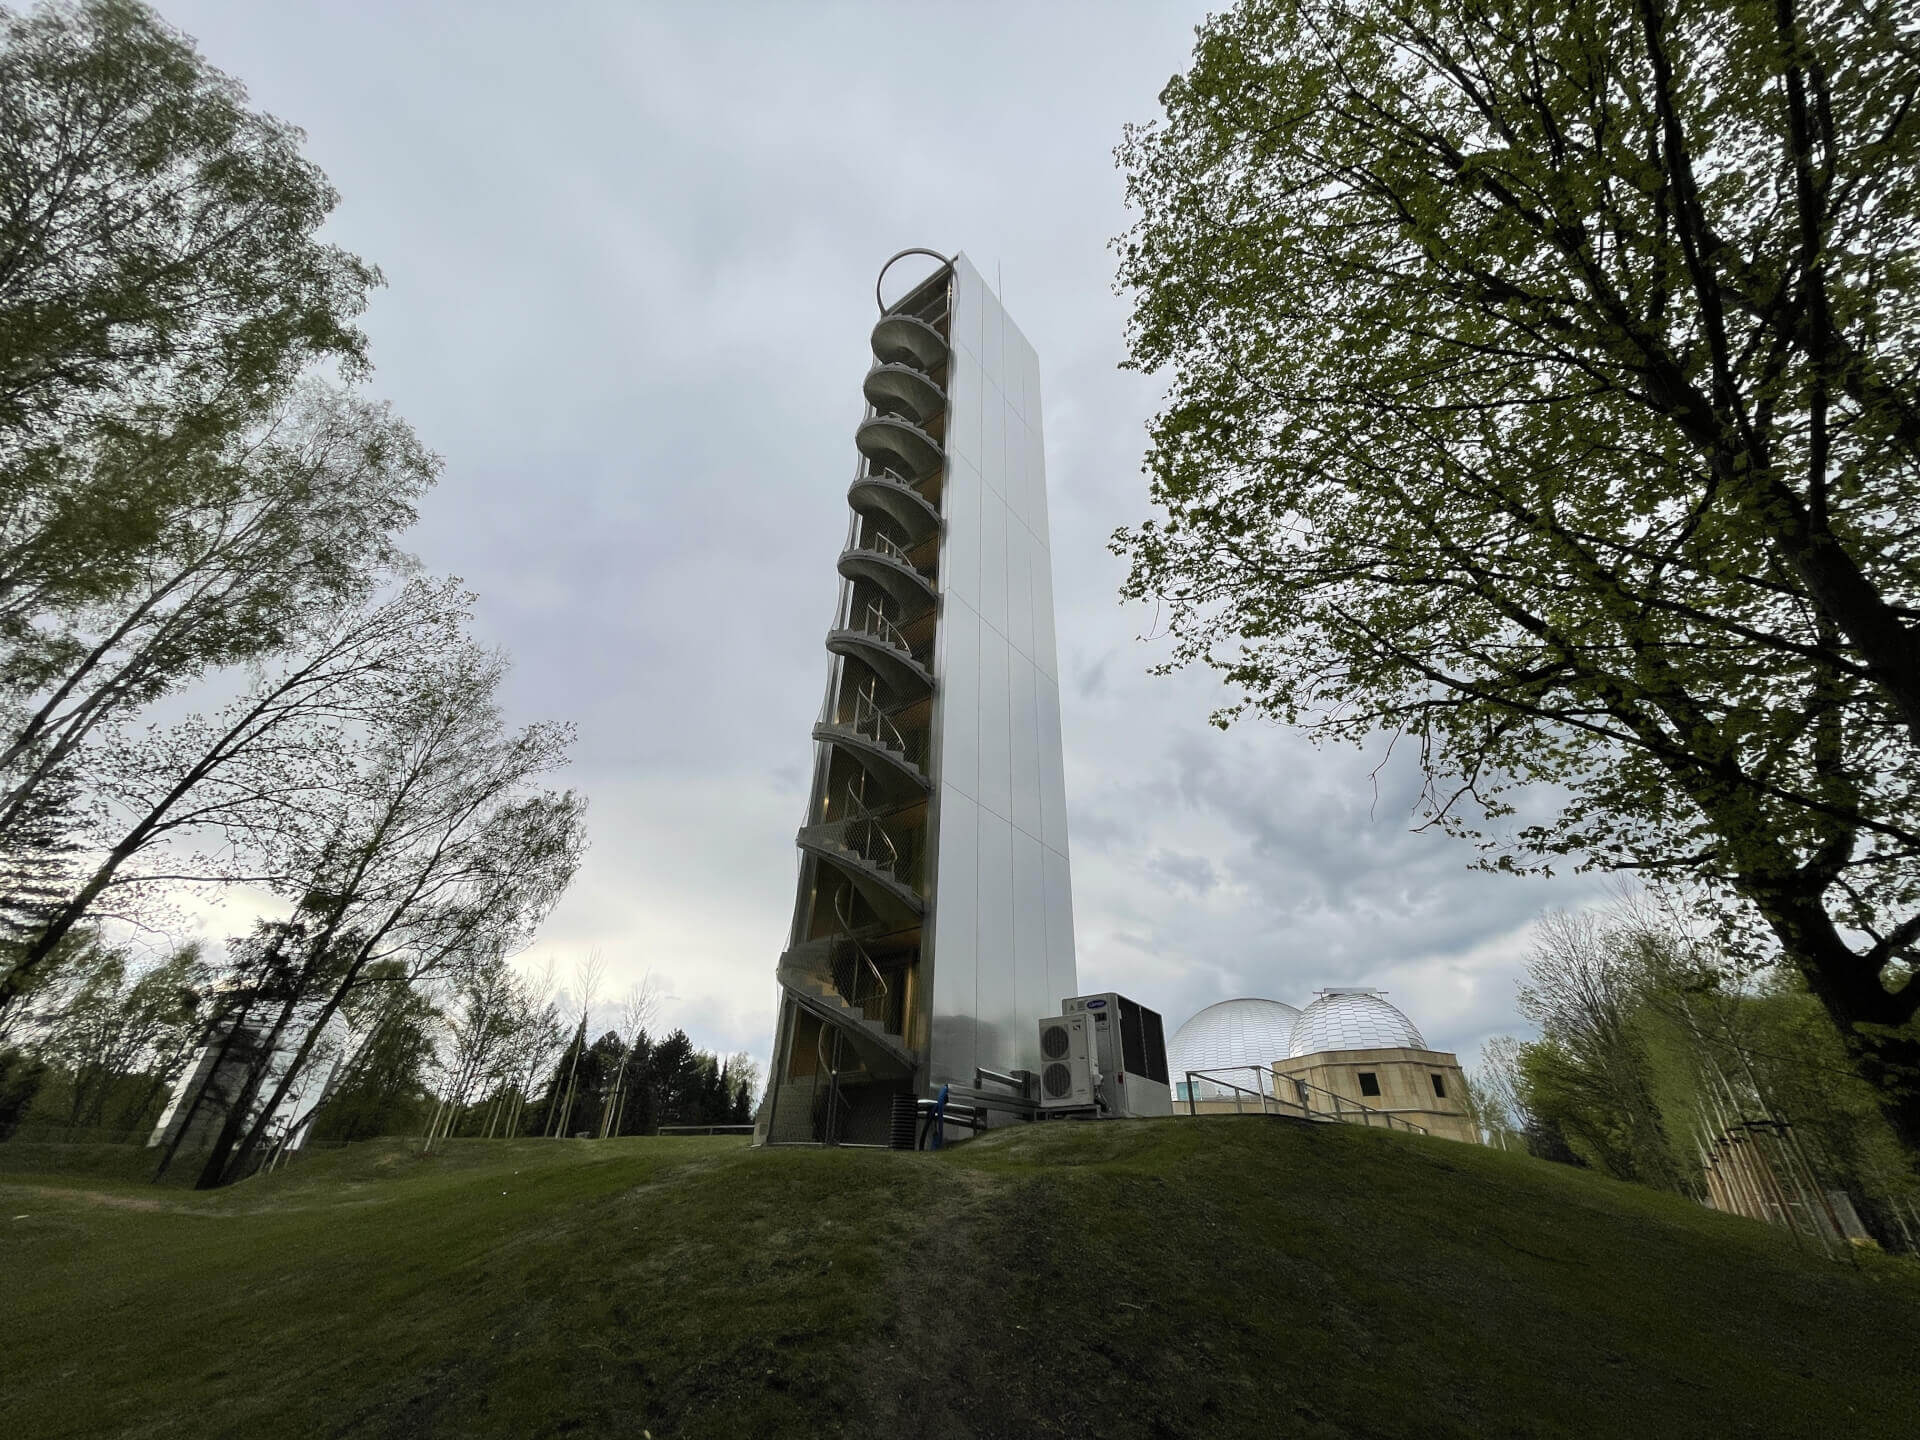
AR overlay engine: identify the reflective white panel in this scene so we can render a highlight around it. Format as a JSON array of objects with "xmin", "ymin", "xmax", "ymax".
[
  {"xmin": 944, "ymin": 456, "xmax": 981, "ymax": 611},
  {"xmin": 1005, "ymin": 414, "xmax": 1031, "ymax": 530},
  {"xmin": 981, "ymin": 285, "xmax": 1005, "ymax": 390},
  {"xmin": 1030, "ymin": 542, "xmax": 1059, "ymax": 681},
  {"xmin": 1037, "ymin": 681, "xmax": 1069, "ymax": 854},
  {"xmin": 951, "ymin": 256, "xmax": 984, "ymax": 367},
  {"xmin": 1041, "ymin": 844, "xmax": 1079, "ymax": 1021},
  {"xmin": 977, "ymin": 621, "xmax": 1012, "ymax": 822},
  {"xmin": 929, "ymin": 788, "xmax": 979, "ymax": 1087},
  {"xmin": 921, "ymin": 255, "xmax": 1076, "ymax": 1103},
  {"xmin": 1010, "ymin": 654, "xmax": 1042, "ymax": 841},
  {"xmin": 978, "ymin": 486, "xmax": 1009, "ymax": 636},
  {"xmin": 950, "ymin": 347, "xmax": 984, "ymax": 478},
  {"xmin": 939, "ymin": 596, "xmax": 980, "ymax": 800},
  {"xmin": 980, "ymin": 382, "xmax": 1006, "ymax": 498},
  {"xmin": 1012, "ymin": 828, "xmax": 1051, "ymax": 1053},
  {"xmin": 1006, "ymin": 518, "xmax": 1036, "ymax": 661},
  {"xmin": 975, "ymin": 811, "xmax": 1016, "ymax": 1072}
]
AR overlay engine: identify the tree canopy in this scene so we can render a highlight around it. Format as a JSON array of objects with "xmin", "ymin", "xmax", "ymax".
[{"xmin": 1114, "ymin": 0, "xmax": 1920, "ymax": 1159}]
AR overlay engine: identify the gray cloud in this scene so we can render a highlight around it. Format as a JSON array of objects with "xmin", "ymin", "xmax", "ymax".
[{"xmin": 158, "ymin": 0, "xmax": 1594, "ymax": 1073}]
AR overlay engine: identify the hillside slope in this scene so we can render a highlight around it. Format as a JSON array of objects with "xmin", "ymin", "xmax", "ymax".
[{"xmin": 2, "ymin": 1118, "xmax": 1916, "ymax": 1439}]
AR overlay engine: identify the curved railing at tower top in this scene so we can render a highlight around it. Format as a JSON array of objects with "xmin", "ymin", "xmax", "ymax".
[{"xmin": 874, "ymin": 247, "xmax": 957, "ymax": 314}]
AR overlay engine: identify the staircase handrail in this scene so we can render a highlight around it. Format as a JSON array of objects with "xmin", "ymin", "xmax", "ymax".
[
  {"xmin": 832, "ymin": 884, "xmax": 890, "ymax": 1019},
  {"xmin": 854, "ymin": 527, "xmax": 922, "ymax": 573},
  {"xmin": 861, "ymin": 464, "xmax": 938, "ymax": 505},
  {"xmin": 852, "ymin": 689, "xmax": 911, "ymax": 758},
  {"xmin": 813, "ymin": 783, "xmax": 904, "ymax": 881},
  {"xmin": 854, "ymin": 599, "xmax": 910, "ymax": 656}
]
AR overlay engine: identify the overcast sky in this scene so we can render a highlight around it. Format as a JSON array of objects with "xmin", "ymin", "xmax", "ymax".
[{"xmin": 158, "ymin": 1, "xmax": 1608, "ymax": 1073}]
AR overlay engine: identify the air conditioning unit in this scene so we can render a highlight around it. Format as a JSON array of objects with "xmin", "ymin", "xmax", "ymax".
[
  {"xmin": 1061, "ymin": 993, "xmax": 1174, "ymax": 1118},
  {"xmin": 1036, "ymin": 1012, "xmax": 1098, "ymax": 1111}
]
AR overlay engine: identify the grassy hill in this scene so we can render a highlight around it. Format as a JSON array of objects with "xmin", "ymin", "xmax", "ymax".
[{"xmin": 2, "ymin": 1118, "xmax": 1916, "ymax": 1439}]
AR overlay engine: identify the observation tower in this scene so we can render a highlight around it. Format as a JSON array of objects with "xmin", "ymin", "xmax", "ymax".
[{"xmin": 759, "ymin": 251, "xmax": 1076, "ymax": 1145}]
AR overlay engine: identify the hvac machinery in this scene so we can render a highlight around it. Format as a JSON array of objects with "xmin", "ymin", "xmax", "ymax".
[{"xmin": 1037, "ymin": 993, "xmax": 1173, "ymax": 1118}]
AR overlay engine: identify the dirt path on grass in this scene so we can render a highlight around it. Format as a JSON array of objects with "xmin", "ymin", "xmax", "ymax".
[{"xmin": 0, "ymin": 1182, "xmax": 224, "ymax": 1215}]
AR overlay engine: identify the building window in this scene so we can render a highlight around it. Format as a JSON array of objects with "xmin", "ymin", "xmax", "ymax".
[
  {"xmin": 1357, "ymin": 1072, "xmax": 1380, "ymax": 1097},
  {"xmin": 1431, "ymin": 1073, "xmax": 1447, "ymax": 1099}
]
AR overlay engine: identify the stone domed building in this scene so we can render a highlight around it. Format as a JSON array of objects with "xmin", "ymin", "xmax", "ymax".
[{"xmin": 1166, "ymin": 987, "xmax": 1477, "ymax": 1144}]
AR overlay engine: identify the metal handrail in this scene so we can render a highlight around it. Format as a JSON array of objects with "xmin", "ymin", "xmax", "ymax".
[
  {"xmin": 852, "ymin": 688, "xmax": 911, "ymax": 758},
  {"xmin": 831, "ymin": 885, "xmax": 890, "ymax": 1022},
  {"xmin": 853, "ymin": 600, "xmax": 910, "ymax": 656},
  {"xmin": 1181, "ymin": 1067, "xmax": 1310, "ymax": 1119},
  {"xmin": 852, "ymin": 526, "xmax": 929, "ymax": 577},
  {"xmin": 858, "ymin": 465, "xmax": 940, "ymax": 509},
  {"xmin": 815, "ymin": 782, "xmax": 906, "ymax": 882},
  {"xmin": 1183, "ymin": 1067, "xmax": 1427, "ymax": 1135},
  {"xmin": 1285, "ymin": 1072, "xmax": 1428, "ymax": 1134}
]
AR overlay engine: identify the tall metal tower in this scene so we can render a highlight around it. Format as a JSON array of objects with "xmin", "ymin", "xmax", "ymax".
[{"xmin": 759, "ymin": 250, "xmax": 1076, "ymax": 1144}]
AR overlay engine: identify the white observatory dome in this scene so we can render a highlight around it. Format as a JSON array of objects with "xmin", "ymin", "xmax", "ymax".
[
  {"xmin": 1167, "ymin": 998, "xmax": 1303, "ymax": 1086},
  {"xmin": 1286, "ymin": 989, "xmax": 1426, "ymax": 1057}
]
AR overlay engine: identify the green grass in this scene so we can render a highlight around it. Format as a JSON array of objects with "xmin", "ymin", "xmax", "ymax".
[{"xmin": 2, "ymin": 1118, "xmax": 1916, "ymax": 1438}]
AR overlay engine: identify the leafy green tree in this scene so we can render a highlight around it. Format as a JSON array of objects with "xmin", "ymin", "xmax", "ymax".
[
  {"xmin": 646, "ymin": 1029, "xmax": 699, "ymax": 1130},
  {"xmin": 1517, "ymin": 910, "xmax": 1692, "ymax": 1189},
  {"xmin": 0, "ymin": 1043, "xmax": 45, "ymax": 1137},
  {"xmin": 309, "ymin": 984, "xmax": 437, "ymax": 1143},
  {"xmin": 613, "ymin": 1027, "xmax": 654, "ymax": 1136},
  {"xmin": 212, "ymin": 640, "xmax": 585, "ymax": 1182},
  {"xmin": 0, "ymin": 578, "xmax": 474, "ymax": 1015},
  {"xmin": 1113, "ymin": 0, "xmax": 1920, "ymax": 1160},
  {"xmin": 0, "ymin": 384, "xmax": 436, "ymax": 850},
  {"xmin": 0, "ymin": 3, "xmax": 426, "ymax": 854},
  {"xmin": 32, "ymin": 932, "xmax": 204, "ymax": 1128},
  {"xmin": 0, "ymin": 0, "xmax": 376, "ymax": 439}
]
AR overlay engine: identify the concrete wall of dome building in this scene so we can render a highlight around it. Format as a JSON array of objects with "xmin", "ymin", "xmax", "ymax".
[
  {"xmin": 924, "ymin": 254, "xmax": 1076, "ymax": 1090},
  {"xmin": 1273, "ymin": 1047, "xmax": 1477, "ymax": 1144}
]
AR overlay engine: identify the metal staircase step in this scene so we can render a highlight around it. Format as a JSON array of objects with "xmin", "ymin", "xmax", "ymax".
[{"xmin": 776, "ymin": 959, "xmax": 916, "ymax": 1075}]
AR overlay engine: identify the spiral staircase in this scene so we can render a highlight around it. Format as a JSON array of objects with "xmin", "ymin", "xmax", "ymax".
[{"xmin": 768, "ymin": 252, "xmax": 953, "ymax": 1145}]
